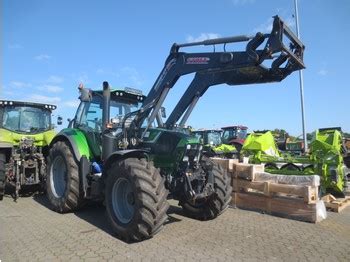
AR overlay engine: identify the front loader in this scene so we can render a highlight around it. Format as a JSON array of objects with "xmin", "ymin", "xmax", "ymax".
[{"xmin": 46, "ymin": 16, "xmax": 305, "ymax": 241}]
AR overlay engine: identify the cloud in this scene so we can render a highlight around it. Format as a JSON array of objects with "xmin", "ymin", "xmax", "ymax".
[
  {"xmin": 34, "ymin": 54, "xmax": 51, "ymax": 60},
  {"xmin": 10, "ymin": 81, "xmax": 32, "ymax": 88},
  {"xmin": 63, "ymin": 100, "xmax": 80, "ymax": 108},
  {"xmin": 97, "ymin": 67, "xmax": 143, "ymax": 87},
  {"xmin": 254, "ymin": 16, "xmax": 296, "ymax": 34},
  {"xmin": 318, "ymin": 69, "xmax": 328, "ymax": 76},
  {"xmin": 8, "ymin": 43, "xmax": 23, "ymax": 49},
  {"xmin": 119, "ymin": 67, "xmax": 143, "ymax": 87},
  {"xmin": 96, "ymin": 68, "xmax": 119, "ymax": 77},
  {"xmin": 186, "ymin": 33, "xmax": 221, "ymax": 43},
  {"xmin": 37, "ymin": 85, "xmax": 64, "ymax": 93},
  {"xmin": 77, "ymin": 73, "xmax": 90, "ymax": 84},
  {"xmin": 253, "ymin": 17, "xmax": 274, "ymax": 33},
  {"xmin": 28, "ymin": 94, "xmax": 61, "ymax": 104},
  {"xmin": 47, "ymin": 75, "xmax": 64, "ymax": 84},
  {"xmin": 232, "ymin": 0, "xmax": 255, "ymax": 6}
]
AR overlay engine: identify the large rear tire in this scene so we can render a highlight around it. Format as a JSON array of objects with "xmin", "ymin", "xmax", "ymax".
[
  {"xmin": 179, "ymin": 158, "xmax": 232, "ymax": 220},
  {"xmin": 0, "ymin": 152, "xmax": 5, "ymax": 201},
  {"xmin": 105, "ymin": 158, "xmax": 169, "ymax": 242},
  {"xmin": 46, "ymin": 141, "xmax": 84, "ymax": 213}
]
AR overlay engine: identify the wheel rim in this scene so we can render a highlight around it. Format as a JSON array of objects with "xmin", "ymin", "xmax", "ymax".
[
  {"xmin": 50, "ymin": 155, "xmax": 67, "ymax": 198},
  {"xmin": 111, "ymin": 177, "xmax": 135, "ymax": 224}
]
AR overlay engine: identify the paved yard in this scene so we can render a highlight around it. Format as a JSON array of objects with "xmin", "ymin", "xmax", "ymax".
[{"xmin": 0, "ymin": 195, "xmax": 350, "ymax": 261}]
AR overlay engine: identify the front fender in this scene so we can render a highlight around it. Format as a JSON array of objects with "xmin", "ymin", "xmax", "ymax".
[{"xmin": 50, "ymin": 128, "xmax": 91, "ymax": 161}]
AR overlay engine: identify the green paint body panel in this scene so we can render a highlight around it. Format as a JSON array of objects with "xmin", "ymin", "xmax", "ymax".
[
  {"xmin": 241, "ymin": 129, "xmax": 346, "ymax": 194},
  {"xmin": 142, "ymin": 128, "xmax": 200, "ymax": 174},
  {"xmin": 55, "ymin": 128, "xmax": 92, "ymax": 160},
  {"xmin": 0, "ymin": 128, "xmax": 56, "ymax": 148}
]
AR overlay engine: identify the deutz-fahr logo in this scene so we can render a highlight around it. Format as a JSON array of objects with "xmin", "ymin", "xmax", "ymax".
[{"xmin": 186, "ymin": 57, "xmax": 210, "ymax": 64}]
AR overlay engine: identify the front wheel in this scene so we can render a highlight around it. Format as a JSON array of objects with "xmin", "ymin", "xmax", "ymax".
[
  {"xmin": 105, "ymin": 158, "xmax": 169, "ymax": 242},
  {"xmin": 46, "ymin": 141, "xmax": 84, "ymax": 213},
  {"xmin": 179, "ymin": 158, "xmax": 232, "ymax": 220}
]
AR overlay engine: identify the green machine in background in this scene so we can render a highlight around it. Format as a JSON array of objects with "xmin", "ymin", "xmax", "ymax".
[
  {"xmin": 241, "ymin": 128, "xmax": 350, "ymax": 195},
  {"xmin": 0, "ymin": 100, "xmax": 58, "ymax": 200},
  {"xmin": 192, "ymin": 129, "xmax": 237, "ymax": 158}
]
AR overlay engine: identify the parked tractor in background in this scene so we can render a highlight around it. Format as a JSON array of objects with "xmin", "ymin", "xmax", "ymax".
[
  {"xmin": 46, "ymin": 16, "xmax": 304, "ymax": 241},
  {"xmin": 241, "ymin": 127, "xmax": 350, "ymax": 196},
  {"xmin": 192, "ymin": 129, "xmax": 237, "ymax": 158},
  {"xmin": 0, "ymin": 100, "xmax": 58, "ymax": 200},
  {"xmin": 221, "ymin": 125, "xmax": 248, "ymax": 152}
]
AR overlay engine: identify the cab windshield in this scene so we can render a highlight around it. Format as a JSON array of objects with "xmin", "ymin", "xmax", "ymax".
[
  {"xmin": 194, "ymin": 131, "xmax": 222, "ymax": 146},
  {"xmin": 75, "ymin": 95, "xmax": 142, "ymax": 131},
  {"xmin": 207, "ymin": 132, "xmax": 222, "ymax": 146},
  {"xmin": 1, "ymin": 106, "xmax": 52, "ymax": 133},
  {"xmin": 222, "ymin": 128, "xmax": 247, "ymax": 143}
]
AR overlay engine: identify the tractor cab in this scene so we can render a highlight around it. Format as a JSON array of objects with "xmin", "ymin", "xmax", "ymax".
[
  {"xmin": 221, "ymin": 125, "xmax": 248, "ymax": 151},
  {"xmin": 73, "ymin": 86, "xmax": 145, "ymax": 159},
  {"xmin": 0, "ymin": 100, "xmax": 55, "ymax": 135},
  {"xmin": 192, "ymin": 129, "xmax": 222, "ymax": 147}
]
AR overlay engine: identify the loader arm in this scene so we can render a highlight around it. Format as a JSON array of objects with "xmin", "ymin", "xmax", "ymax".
[{"xmin": 133, "ymin": 15, "xmax": 305, "ymax": 137}]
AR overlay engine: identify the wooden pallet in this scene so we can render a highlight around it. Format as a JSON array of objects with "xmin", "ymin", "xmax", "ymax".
[
  {"xmin": 231, "ymin": 178, "xmax": 322, "ymax": 223},
  {"xmin": 321, "ymin": 194, "xmax": 350, "ymax": 212},
  {"xmin": 211, "ymin": 158, "xmax": 324, "ymax": 222},
  {"xmin": 232, "ymin": 192, "xmax": 321, "ymax": 223},
  {"xmin": 232, "ymin": 178, "xmax": 318, "ymax": 204}
]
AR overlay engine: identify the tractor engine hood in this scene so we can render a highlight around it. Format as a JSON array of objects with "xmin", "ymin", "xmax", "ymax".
[{"xmin": 0, "ymin": 128, "xmax": 56, "ymax": 147}]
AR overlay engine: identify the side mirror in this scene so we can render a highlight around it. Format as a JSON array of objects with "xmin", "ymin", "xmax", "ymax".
[
  {"xmin": 57, "ymin": 116, "xmax": 63, "ymax": 125},
  {"xmin": 79, "ymin": 88, "xmax": 92, "ymax": 102},
  {"xmin": 160, "ymin": 107, "xmax": 166, "ymax": 118}
]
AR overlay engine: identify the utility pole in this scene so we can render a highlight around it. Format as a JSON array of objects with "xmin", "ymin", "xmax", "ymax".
[{"xmin": 294, "ymin": 0, "xmax": 308, "ymax": 152}]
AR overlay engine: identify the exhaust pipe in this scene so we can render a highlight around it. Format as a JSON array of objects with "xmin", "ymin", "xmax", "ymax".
[
  {"xmin": 102, "ymin": 81, "xmax": 112, "ymax": 161},
  {"xmin": 102, "ymin": 81, "xmax": 110, "ymax": 132}
]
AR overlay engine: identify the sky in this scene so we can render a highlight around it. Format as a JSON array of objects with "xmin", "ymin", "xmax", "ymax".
[{"xmin": 1, "ymin": 0, "xmax": 349, "ymax": 135}]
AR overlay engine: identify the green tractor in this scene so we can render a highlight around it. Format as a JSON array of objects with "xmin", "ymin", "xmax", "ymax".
[
  {"xmin": 45, "ymin": 16, "xmax": 304, "ymax": 241},
  {"xmin": 0, "ymin": 100, "xmax": 58, "ymax": 200},
  {"xmin": 241, "ymin": 128, "xmax": 350, "ymax": 195},
  {"xmin": 192, "ymin": 129, "xmax": 237, "ymax": 158}
]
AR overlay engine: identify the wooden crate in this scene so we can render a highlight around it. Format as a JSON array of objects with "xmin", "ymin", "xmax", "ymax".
[
  {"xmin": 231, "ymin": 177, "xmax": 321, "ymax": 223},
  {"xmin": 321, "ymin": 194, "xmax": 350, "ymax": 212},
  {"xmin": 233, "ymin": 163, "xmax": 264, "ymax": 181},
  {"xmin": 232, "ymin": 192, "xmax": 321, "ymax": 223},
  {"xmin": 232, "ymin": 178, "xmax": 318, "ymax": 204}
]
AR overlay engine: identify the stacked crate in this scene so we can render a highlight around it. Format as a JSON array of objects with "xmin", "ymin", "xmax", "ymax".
[{"xmin": 212, "ymin": 158, "xmax": 326, "ymax": 223}]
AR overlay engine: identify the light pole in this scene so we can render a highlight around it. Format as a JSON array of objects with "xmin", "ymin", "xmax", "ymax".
[{"xmin": 294, "ymin": 0, "xmax": 308, "ymax": 152}]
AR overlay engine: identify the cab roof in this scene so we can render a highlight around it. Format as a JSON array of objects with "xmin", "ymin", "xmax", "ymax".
[
  {"xmin": 221, "ymin": 125, "xmax": 248, "ymax": 130},
  {"xmin": 193, "ymin": 129, "xmax": 222, "ymax": 133},
  {"xmin": 91, "ymin": 89, "xmax": 146, "ymax": 103},
  {"xmin": 0, "ymin": 100, "xmax": 57, "ymax": 110}
]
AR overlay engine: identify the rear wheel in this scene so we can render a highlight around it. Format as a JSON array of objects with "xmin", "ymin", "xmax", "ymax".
[
  {"xmin": 46, "ymin": 141, "xmax": 84, "ymax": 213},
  {"xmin": 105, "ymin": 158, "xmax": 169, "ymax": 242},
  {"xmin": 179, "ymin": 158, "xmax": 232, "ymax": 220},
  {"xmin": 0, "ymin": 152, "xmax": 6, "ymax": 201}
]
